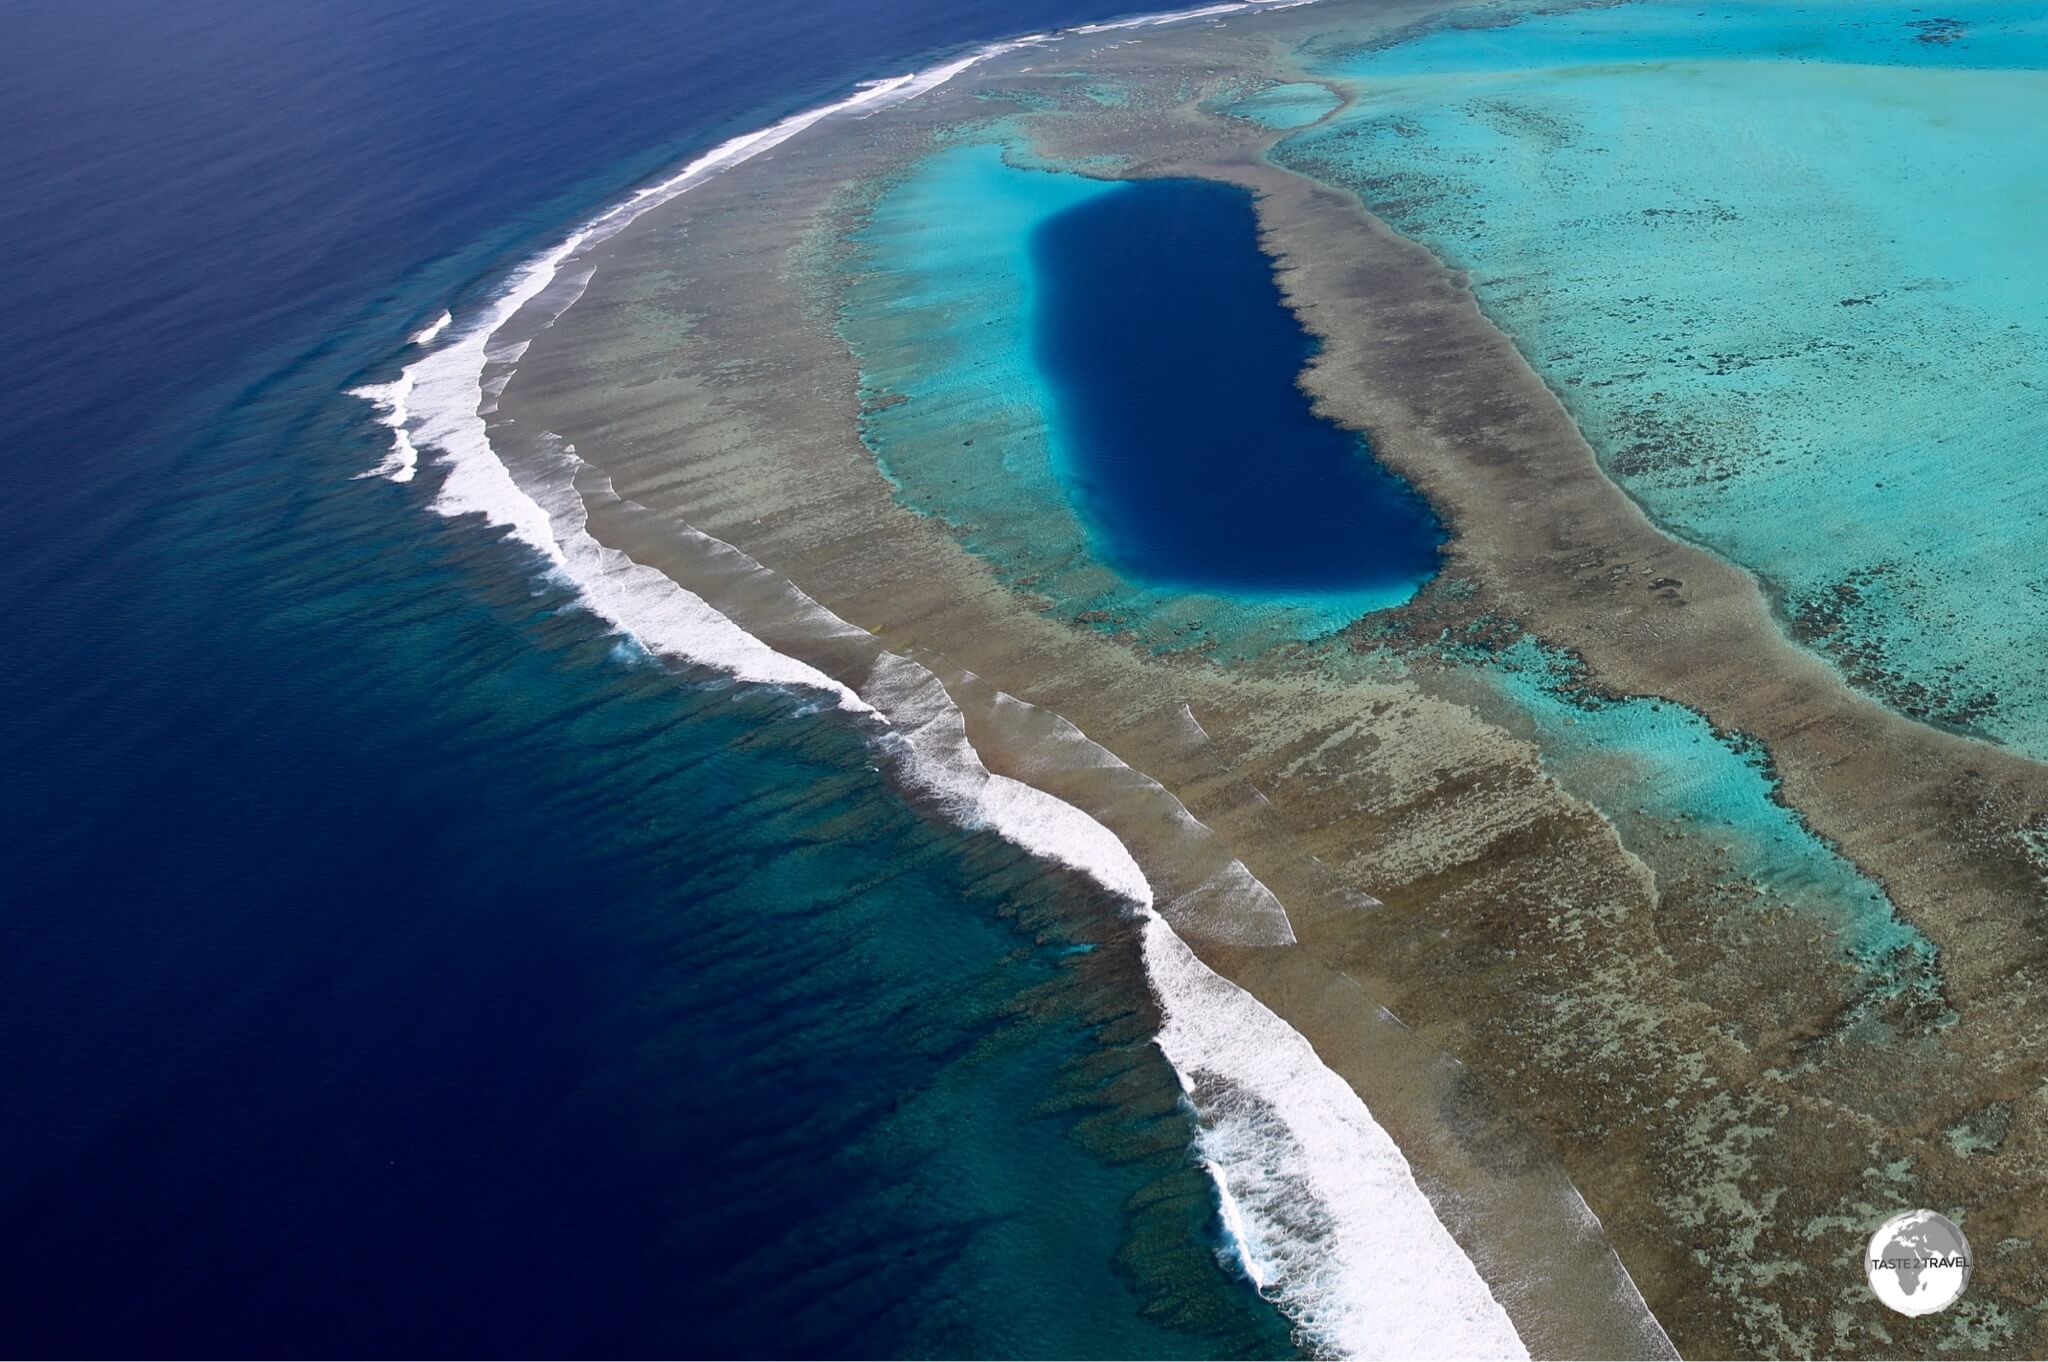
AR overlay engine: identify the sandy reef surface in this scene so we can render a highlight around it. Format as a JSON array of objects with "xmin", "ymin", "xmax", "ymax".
[{"xmin": 484, "ymin": 1, "xmax": 2048, "ymax": 1353}]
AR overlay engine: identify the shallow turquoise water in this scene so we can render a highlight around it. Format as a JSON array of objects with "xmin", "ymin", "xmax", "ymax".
[
  {"xmin": 843, "ymin": 140, "xmax": 1435, "ymax": 656},
  {"xmin": 1468, "ymin": 635, "xmax": 1937, "ymax": 998},
  {"xmin": 1214, "ymin": 81, "xmax": 1342, "ymax": 128},
  {"xmin": 1280, "ymin": 0, "xmax": 2048, "ymax": 751}
]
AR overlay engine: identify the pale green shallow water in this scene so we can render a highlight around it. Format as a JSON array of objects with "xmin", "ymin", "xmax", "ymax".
[{"xmin": 1279, "ymin": 0, "xmax": 2048, "ymax": 752}]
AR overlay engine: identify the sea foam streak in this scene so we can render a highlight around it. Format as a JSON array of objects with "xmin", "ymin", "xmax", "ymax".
[
  {"xmin": 410, "ymin": 310, "xmax": 453, "ymax": 346},
  {"xmin": 354, "ymin": 5, "xmax": 1549, "ymax": 1355},
  {"xmin": 1149, "ymin": 916, "xmax": 1526, "ymax": 1358},
  {"xmin": 861, "ymin": 651, "xmax": 1153, "ymax": 904}
]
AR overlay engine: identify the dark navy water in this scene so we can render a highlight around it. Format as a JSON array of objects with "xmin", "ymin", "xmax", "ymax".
[
  {"xmin": 0, "ymin": 1, "xmax": 1296, "ymax": 1355},
  {"xmin": 1030, "ymin": 179, "xmax": 1444, "ymax": 598}
]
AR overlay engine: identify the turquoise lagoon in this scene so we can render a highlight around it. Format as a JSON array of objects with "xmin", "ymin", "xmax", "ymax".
[
  {"xmin": 843, "ymin": 141, "xmax": 1442, "ymax": 656},
  {"xmin": 1278, "ymin": 0, "xmax": 2048, "ymax": 751},
  {"xmin": 836, "ymin": 26, "xmax": 1993, "ymax": 998},
  {"xmin": 1213, "ymin": 81, "xmax": 1343, "ymax": 128}
]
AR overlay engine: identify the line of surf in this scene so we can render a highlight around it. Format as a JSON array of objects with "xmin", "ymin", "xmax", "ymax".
[
  {"xmin": 564, "ymin": 452, "xmax": 1527, "ymax": 1357},
  {"xmin": 1149, "ymin": 917, "xmax": 1524, "ymax": 1358},
  {"xmin": 348, "ymin": 2, "xmax": 1316, "ymax": 470},
  {"xmin": 349, "ymin": 5, "xmax": 1544, "ymax": 1354}
]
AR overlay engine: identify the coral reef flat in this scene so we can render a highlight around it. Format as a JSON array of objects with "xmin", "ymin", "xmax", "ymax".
[
  {"xmin": 1278, "ymin": 0, "xmax": 2048, "ymax": 752},
  {"xmin": 487, "ymin": 0, "xmax": 2048, "ymax": 1353}
]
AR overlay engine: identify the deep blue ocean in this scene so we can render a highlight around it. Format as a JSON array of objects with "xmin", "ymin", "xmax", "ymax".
[
  {"xmin": 0, "ymin": 1, "xmax": 1296, "ymax": 1355},
  {"xmin": 1032, "ymin": 179, "xmax": 1443, "ymax": 598}
]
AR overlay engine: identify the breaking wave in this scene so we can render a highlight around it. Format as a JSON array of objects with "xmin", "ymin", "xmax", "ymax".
[{"xmin": 347, "ymin": 6, "xmax": 1561, "ymax": 1354}]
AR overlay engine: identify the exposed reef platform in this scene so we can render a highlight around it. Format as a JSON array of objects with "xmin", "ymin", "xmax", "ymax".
[{"xmin": 488, "ymin": 2, "xmax": 2048, "ymax": 1353}]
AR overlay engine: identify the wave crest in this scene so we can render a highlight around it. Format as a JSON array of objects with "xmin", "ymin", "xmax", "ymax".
[{"xmin": 343, "ymin": 8, "xmax": 1580, "ymax": 1355}]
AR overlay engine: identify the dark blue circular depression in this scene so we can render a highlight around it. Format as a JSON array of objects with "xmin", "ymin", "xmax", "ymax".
[{"xmin": 1029, "ymin": 176, "xmax": 1444, "ymax": 600}]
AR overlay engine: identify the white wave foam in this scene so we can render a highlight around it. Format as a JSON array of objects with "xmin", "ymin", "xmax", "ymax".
[
  {"xmin": 983, "ymin": 687, "xmax": 1295, "ymax": 946},
  {"xmin": 1206, "ymin": 1155, "xmax": 1272, "ymax": 1290},
  {"xmin": 353, "ymin": 0, "xmax": 1325, "ymax": 510},
  {"xmin": 344, "ymin": 5, "xmax": 1580, "ymax": 1354},
  {"xmin": 862, "ymin": 652, "xmax": 1153, "ymax": 905},
  {"xmin": 1146, "ymin": 916, "xmax": 1529, "ymax": 1360},
  {"xmin": 1070, "ymin": 0, "xmax": 1305, "ymax": 33},
  {"xmin": 1164, "ymin": 859, "xmax": 1295, "ymax": 946},
  {"xmin": 349, "ymin": 372, "xmax": 418, "ymax": 482},
  {"xmin": 409, "ymin": 310, "xmax": 453, "ymax": 346},
  {"xmin": 532, "ymin": 439, "xmax": 873, "ymax": 711},
  {"xmin": 347, "ymin": 0, "xmax": 1336, "ymax": 887},
  {"xmin": 353, "ymin": 23, "xmax": 1085, "ymax": 543},
  {"xmin": 578, "ymin": 460, "xmax": 1162, "ymax": 901}
]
